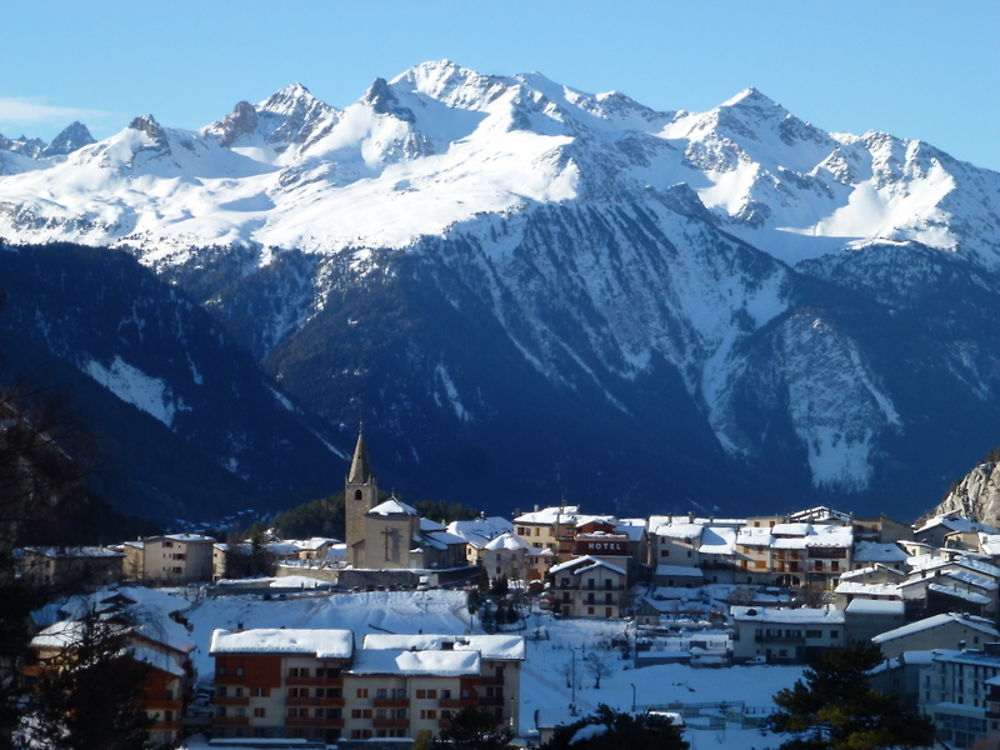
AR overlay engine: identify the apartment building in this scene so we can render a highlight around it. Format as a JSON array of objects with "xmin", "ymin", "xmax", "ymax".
[
  {"xmin": 872, "ymin": 613, "xmax": 1000, "ymax": 660},
  {"xmin": 730, "ymin": 606, "xmax": 845, "ymax": 663},
  {"xmin": 20, "ymin": 546, "xmax": 123, "ymax": 587},
  {"xmin": 513, "ymin": 505, "xmax": 581, "ymax": 556},
  {"xmin": 123, "ymin": 533, "xmax": 215, "ymax": 583},
  {"xmin": 209, "ymin": 628, "xmax": 523, "ymax": 742},
  {"xmin": 549, "ymin": 556, "xmax": 628, "ymax": 619},
  {"xmin": 30, "ymin": 618, "xmax": 189, "ymax": 745},
  {"xmin": 919, "ymin": 646, "xmax": 1000, "ymax": 749}
]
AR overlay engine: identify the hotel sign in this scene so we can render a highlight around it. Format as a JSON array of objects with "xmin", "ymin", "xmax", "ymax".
[{"xmin": 575, "ymin": 540, "xmax": 628, "ymax": 555}]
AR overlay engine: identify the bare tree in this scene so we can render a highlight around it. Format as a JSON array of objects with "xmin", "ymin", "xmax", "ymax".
[{"xmin": 584, "ymin": 651, "xmax": 613, "ymax": 689}]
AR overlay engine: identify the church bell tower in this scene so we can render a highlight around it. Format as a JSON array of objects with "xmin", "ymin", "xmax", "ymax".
[{"xmin": 345, "ymin": 429, "xmax": 379, "ymax": 565}]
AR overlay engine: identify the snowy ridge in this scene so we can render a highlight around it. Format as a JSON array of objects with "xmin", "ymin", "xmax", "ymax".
[
  {"xmin": 2, "ymin": 61, "xmax": 999, "ymax": 502},
  {"xmin": 1, "ymin": 60, "xmax": 995, "ymax": 268}
]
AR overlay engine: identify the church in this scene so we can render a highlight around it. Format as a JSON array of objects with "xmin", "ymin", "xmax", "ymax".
[{"xmin": 344, "ymin": 431, "xmax": 469, "ymax": 572}]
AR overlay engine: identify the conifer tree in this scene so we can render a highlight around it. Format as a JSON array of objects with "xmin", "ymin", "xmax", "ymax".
[{"xmin": 768, "ymin": 641, "xmax": 935, "ymax": 749}]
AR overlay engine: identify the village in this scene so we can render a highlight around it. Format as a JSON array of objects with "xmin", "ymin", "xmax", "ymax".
[{"xmin": 17, "ymin": 433, "xmax": 1000, "ymax": 749}]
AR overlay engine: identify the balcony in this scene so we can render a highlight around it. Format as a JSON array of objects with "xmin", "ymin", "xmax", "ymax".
[
  {"xmin": 478, "ymin": 696, "xmax": 504, "ymax": 707},
  {"xmin": 373, "ymin": 718, "xmax": 410, "ymax": 729},
  {"xmin": 286, "ymin": 716, "xmax": 344, "ymax": 729},
  {"xmin": 151, "ymin": 719, "xmax": 182, "ymax": 732},
  {"xmin": 439, "ymin": 698, "xmax": 475, "ymax": 709},
  {"xmin": 146, "ymin": 698, "xmax": 182, "ymax": 711},
  {"xmin": 286, "ymin": 675, "xmax": 343, "ymax": 686},
  {"xmin": 213, "ymin": 716, "xmax": 249, "ymax": 727},
  {"xmin": 213, "ymin": 695, "xmax": 249, "ymax": 707},
  {"xmin": 286, "ymin": 696, "xmax": 345, "ymax": 707},
  {"xmin": 373, "ymin": 697, "xmax": 410, "ymax": 708},
  {"xmin": 755, "ymin": 633, "xmax": 805, "ymax": 644}
]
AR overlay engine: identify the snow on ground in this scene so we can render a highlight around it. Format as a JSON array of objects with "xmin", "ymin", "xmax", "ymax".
[{"xmin": 67, "ymin": 586, "xmax": 803, "ymax": 749}]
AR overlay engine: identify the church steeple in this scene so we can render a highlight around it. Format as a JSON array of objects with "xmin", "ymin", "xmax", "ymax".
[
  {"xmin": 345, "ymin": 426, "xmax": 379, "ymax": 567},
  {"xmin": 347, "ymin": 429, "xmax": 374, "ymax": 485}
]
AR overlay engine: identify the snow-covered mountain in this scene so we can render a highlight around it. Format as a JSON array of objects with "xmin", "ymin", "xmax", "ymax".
[{"xmin": 2, "ymin": 60, "xmax": 999, "ymax": 518}]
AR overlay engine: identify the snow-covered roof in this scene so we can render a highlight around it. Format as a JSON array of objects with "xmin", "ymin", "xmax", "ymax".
[
  {"xmin": 872, "ymin": 613, "xmax": 1000, "ymax": 644},
  {"xmin": 549, "ymin": 555, "xmax": 626, "ymax": 577},
  {"xmin": 736, "ymin": 527, "xmax": 773, "ymax": 546},
  {"xmin": 445, "ymin": 517, "xmax": 513, "ymax": 548},
  {"xmin": 158, "ymin": 533, "xmax": 216, "ymax": 543},
  {"xmin": 368, "ymin": 497, "xmax": 418, "ymax": 516},
  {"xmin": 362, "ymin": 634, "xmax": 525, "ymax": 661},
  {"xmin": 908, "ymin": 555, "xmax": 1000, "ymax": 580},
  {"xmin": 980, "ymin": 533, "xmax": 1000, "ymax": 557},
  {"xmin": 834, "ymin": 581, "xmax": 900, "ymax": 597},
  {"xmin": 771, "ymin": 523, "xmax": 813, "ymax": 536},
  {"xmin": 698, "ymin": 527, "xmax": 736, "ymax": 555},
  {"xmin": 787, "ymin": 506, "xmax": 852, "ymax": 524},
  {"xmin": 514, "ymin": 505, "xmax": 580, "ymax": 524},
  {"xmin": 651, "ymin": 522, "xmax": 704, "ymax": 540},
  {"xmin": 350, "ymin": 648, "xmax": 479, "ymax": 676},
  {"xmin": 484, "ymin": 532, "xmax": 532, "ymax": 552},
  {"xmin": 131, "ymin": 644, "xmax": 186, "ymax": 677},
  {"xmin": 852, "ymin": 541, "xmax": 908, "ymax": 563},
  {"xmin": 420, "ymin": 518, "xmax": 447, "ymax": 532},
  {"xmin": 574, "ymin": 514, "xmax": 615, "ymax": 528},
  {"xmin": 23, "ymin": 546, "xmax": 123, "ymax": 559},
  {"xmin": 839, "ymin": 564, "xmax": 904, "ymax": 581},
  {"xmin": 209, "ymin": 628, "xmax": 354, "ymax": 659},
  {"xmin": 917, "ymin": 515, "xmax": 996, "ymax": 536},
  {"xmin": 845, "ymin": 599, "xmax": 904, "ymax": 616},
  {"xmin": 614, "ymin": 519, "xmax": 647, "ymax": 542},
  {"xmin": 730, "ymin": 606, "xmax": 845, "ymax": 624},
  {"xmin": 927, "ymin": 583, "xmax": 991, "ymax": 605}
]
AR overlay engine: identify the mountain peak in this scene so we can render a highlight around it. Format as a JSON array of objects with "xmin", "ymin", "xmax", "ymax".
[
  {"xmin": 128, "ymin": 114, "xmax": 167, "ymax": 142},
  {"xmin": 361, "ymin": 77, "xmax": 416, "ymax": 122},
  {"xmin": 206, "ymin": 100, "xmax": 259, "ymax": 147},
  {"xmin": 720, "ymin": 87, "xmax": 779, "ymax": 109},
  {"xmin": 258, "ymin": 82, "xmax": 320, "ymax": 116},
  {"xmin": 41, "ymin": 121, "xmax": 95, "ymax": 157}
]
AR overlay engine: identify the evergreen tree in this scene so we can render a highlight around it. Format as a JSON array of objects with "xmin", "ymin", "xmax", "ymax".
[
  {"xmin": 431, "ymin": 705, "xmax": 513, "ymax": 750},
  {"xmin": 768, "ymin": 641, "xmax": 935, "ymax": 749},
  {"xmin": 25, "ymin": 611, "xmax": 153, "ymax": 750},
  {"xmin": 542, "ymin": 704, "xmax": 688, "ymax": 750}
]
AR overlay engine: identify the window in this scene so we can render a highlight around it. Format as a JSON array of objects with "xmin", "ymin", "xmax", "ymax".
[
  {"xmin": 393, "ymin": 688, "xmax": 406, "ymax": 698},
  {"xmin": 441, "ymin": 689, "xmax": 451, "ymax": 699},
  {"xmin": 356, "ymin": 688, "xmax": 369, "ymax": 698},
  {"xmin": 253, "ymin": 707, "xmax": 266, "ymax": 718},
  {"xmin": 376, "ymin": 688, "xmax": 387, "ymax": 698},
  {"xmin": 235, "ymin": 667, "xmax": 245, "ymax": 677},
  {"xmin": 376, "ymin": 709, "xmax": 387, "ymax": 719},
  {"xmin": 830, "ymin": 630, "xmax": 839, "ymax": 639},
  {"xmin": 660, "ymin": 549, "xmax": 669, "ymax": 557},
  {"xmin": 251, "ymin": 687, "xmax": 268, "ymax": 697},
  {"xmin": 427, "ymin": 689, "xmax": 437, "ymax": 698},
  {"xmin": 420, "ymin": 709, "xmax": 438, "ymax": 719},
  {"xmin": 587, "ymin": 607, "xmax": 594, "ymax": 615},
  {"xmin": 416, "ymin": 689, "xmax": 426, "ymax": 699},
  {"xmin": 217, "ymin": 665, "xmax": 227, "ymax": 676},
  {"xmin": 805, "ymin": 630, "xmax": 821, "ymax": 639}
]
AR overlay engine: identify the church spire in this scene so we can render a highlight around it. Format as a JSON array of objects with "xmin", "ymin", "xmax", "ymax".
[{"xmin": 347, "ymin": 428, "xmax": 373, "ymax": 484}]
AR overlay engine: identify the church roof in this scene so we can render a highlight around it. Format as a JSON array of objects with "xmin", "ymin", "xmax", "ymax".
[
  {"xmin": 348, "ymin": 431, "xmax": 374, "ymax": 484},
  {"xmin": 368, "ymin": 497, "xmax": 418, "ymax": 516}
]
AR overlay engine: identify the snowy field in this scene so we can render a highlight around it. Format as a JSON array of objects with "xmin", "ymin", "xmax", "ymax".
[{"xmin": 44, "ymin": 586, "xmax": 802, "ymax": 748}]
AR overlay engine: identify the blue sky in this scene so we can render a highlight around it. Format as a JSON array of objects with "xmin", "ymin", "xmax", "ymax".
[{"xmin": 4, "ymin": 1, "xmax": 998, "ymax": 170}]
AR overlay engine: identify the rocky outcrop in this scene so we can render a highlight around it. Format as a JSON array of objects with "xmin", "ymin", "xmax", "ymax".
[{"xmin": 933, "ymin": 461, "xmax": 1000, "ymax": 526}]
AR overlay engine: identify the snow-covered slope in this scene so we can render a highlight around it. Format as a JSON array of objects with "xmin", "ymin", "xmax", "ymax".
[{"xmin": 2, "ymin": 61, "xmax": 999, "ymax": 517}]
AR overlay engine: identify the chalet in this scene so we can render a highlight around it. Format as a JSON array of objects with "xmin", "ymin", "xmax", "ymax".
[{"xmin": 549, "ymin": 556, "xmax": 628, "ymax": 619}]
